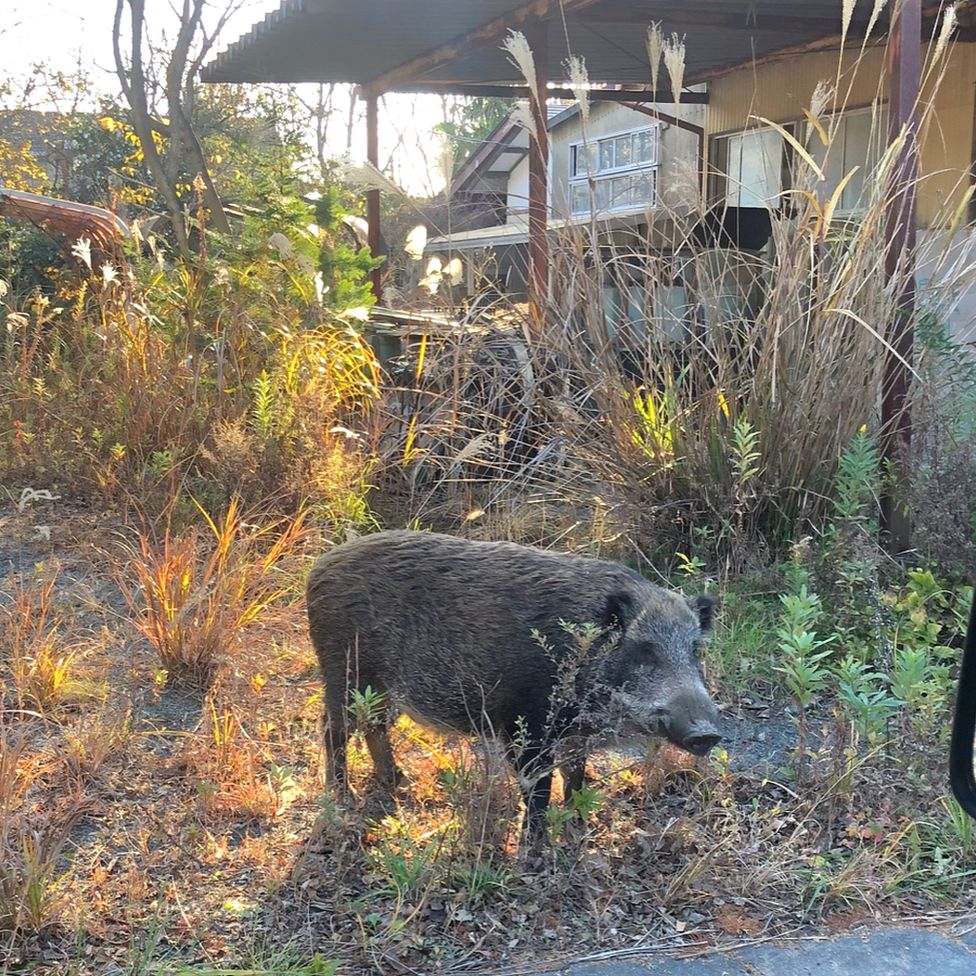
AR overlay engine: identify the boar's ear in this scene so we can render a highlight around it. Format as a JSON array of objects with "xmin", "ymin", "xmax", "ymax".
[
  {"xmin": 688, "ymin": 593, "xmax": 718, "ymax": 633},
  {"xmin": 603, "ymin": 589, "xmax": 637, "ymax": 631}
]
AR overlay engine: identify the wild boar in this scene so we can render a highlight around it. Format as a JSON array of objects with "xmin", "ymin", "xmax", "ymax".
[{"xmin": 307, "ymin": 530, "xmax": 721, "ymax": 832}]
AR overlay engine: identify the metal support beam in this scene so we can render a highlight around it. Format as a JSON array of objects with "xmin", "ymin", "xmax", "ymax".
[
  {"xmin": 366, "ymin": 93, "xmax": 383, "ymax": 304},
  {"xmin": 880, "ymin": 0, "xmax": 921, "ymax": 555},
  {"xmin": 526, "ymin": 21, "xmax": 548, "ymax": 335},
  {"xmin": 397, "ymin": 83, "xmax": 708, "ymax": 103}
]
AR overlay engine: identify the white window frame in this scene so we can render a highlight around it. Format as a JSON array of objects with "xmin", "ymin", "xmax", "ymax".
[{"xmin": 568, "ymin": 124, "xmax": 660, "ymax": 216}]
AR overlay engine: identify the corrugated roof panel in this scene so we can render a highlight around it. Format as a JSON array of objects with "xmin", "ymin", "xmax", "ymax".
[{"xmin": 203, "ymin": 1, "xmax": 887, "ymax": 87}]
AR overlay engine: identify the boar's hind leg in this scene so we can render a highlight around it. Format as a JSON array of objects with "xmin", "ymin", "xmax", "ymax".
[
  {"xmin": 364, "ymin": 725, "xmax": 404, "ymax": 792},
  {"xmin": 323, "ymin": 684, "xmax": 350, "ymax": 790}
]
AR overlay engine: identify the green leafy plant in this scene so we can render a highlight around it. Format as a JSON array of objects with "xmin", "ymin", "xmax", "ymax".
[
  {"xmin": 833, "ymin": 655, "xmax": 903, "ymax": 743},
  {"xmin": 347, "ymin": 685, "xmax": 387, "ymax": 728},
  {"xmin": 775, "ymin": 584, "xmax": 836, "ymax": 761},
  {"xmin": 832, "ymin": 427, "xmax": 880, "ymax": 526}
]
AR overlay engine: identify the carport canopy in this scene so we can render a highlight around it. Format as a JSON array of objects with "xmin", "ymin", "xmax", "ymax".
[{"xmin": 203, "ymin": 0, "xmax": 948, "ymax": 552}]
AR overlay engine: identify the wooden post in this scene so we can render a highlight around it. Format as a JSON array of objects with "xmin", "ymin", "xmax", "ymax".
[
  {"xmin": 366, "ymin": 93, "xmax": 383, "ymax": 304},
  {"xmin": 526, "ymin": 21, "xmax": 548, "ymax": 335},
  {"xmin": 880, "ymin": 0, "xmax": 921, "ymax": 555}
]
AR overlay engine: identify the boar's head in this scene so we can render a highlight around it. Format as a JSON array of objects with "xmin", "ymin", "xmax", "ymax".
[{"xmin": 599, "ymin": 588, "xmax": 722, "ymax": 757}]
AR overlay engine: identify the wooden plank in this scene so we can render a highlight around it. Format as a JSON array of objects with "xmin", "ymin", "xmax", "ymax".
[
  {"xmin": 527, "ymin": 20, "xmax": 549, "ymax": 335},
  {"xmin": 366, "ymin": 94, "xmax": 383, "ymax": 303},
  {"xmin": 880, "ymin": 0, "xmax": 922, "ymax": 554},
  {"xmin": 687, "ymin": 0, "xmax": 963, "ymax": 86},
  {"xmin": 360, "ymin": 0, "xmax": 599, "ymax": 98}
]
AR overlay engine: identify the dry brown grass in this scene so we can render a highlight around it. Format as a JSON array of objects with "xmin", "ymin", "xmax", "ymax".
[
  {"xmin": 120, "ymin": 497, "xmax": 310, "ymax": 688},
  {"xmin": 0, "ymin": 517, "xmax": 971, "ymax": 974}
]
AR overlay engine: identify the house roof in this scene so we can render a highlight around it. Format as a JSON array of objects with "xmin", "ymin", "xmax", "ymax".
[
  {"xmin": 451, "ymin": 103, "xmax": 573, "ymax": 195},
  {"xmin": 0, "ymin": 186, "xmax": 130, "ymax": 252},
  {"xmin": 202, "ymin": 1, "xmax": 934, "ymax": 93}
]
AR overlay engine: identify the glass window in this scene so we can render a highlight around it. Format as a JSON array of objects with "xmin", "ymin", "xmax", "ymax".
[
  {"xmin": 635, "ymin": 129, "xmax": 654, "ymax": 164},
  {"xmin": 657, "ymin": 285, "xmax": 690, "ymax": 341},
  {"xmin": 809, "ymin": 109, "xmax": 881, "ymax": 212},
  {"xmin": 723, "ymin": 127, "xmax": 784, "ymax": 208},
  {"xmin": 614, "ymin": 134, "xmax": 633, "ymax": 168},
  {"xmin": 610, "ymin": 176, "xmax": 631, "ymax": 209},
  {"xmin": 568, "ymin": 127, "xmax": 658, "ymax": 216},
  {"xmin": 630, "ymin": 172, "xmax": 656, "ymax": 207},
  {"xmin": 602, "ymin": 285, "xmax": 623, "ymax": 339},
  {"xmin": 626, "ymin": 284, "xmax": 648, "ymax": 341},
  {"xmin": 571, "ymin": 182, "xmax": 589, "ymax": 214}
]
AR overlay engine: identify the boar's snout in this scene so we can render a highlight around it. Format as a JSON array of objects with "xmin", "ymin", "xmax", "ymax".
[
  {"xmin": 662, "ymin": 690, "xmax": 722, "ymax": 757},
  {"xmin": 679, "ymin": 725, "xmax": 722, "ymax": 756}
]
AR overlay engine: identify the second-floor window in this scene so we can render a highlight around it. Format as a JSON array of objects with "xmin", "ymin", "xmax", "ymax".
[{"xmin": 569, "ymin": 125, "xmax": 660, "ymax": 215}]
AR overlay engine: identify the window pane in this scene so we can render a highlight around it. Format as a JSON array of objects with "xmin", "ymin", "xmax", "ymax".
[
  {"xmin": 725, "ymin": 128, "xmax": 782, "ymax": 208},
  {"xmin": 657, "ymin": 285, "xmax": 689, "ymax": 341},
  {"xmin": 626, "ymin": 284, "xmax": 648, "ymax": 342},
  {"xmin": 610, "ymin": 176, "xmax": 631, "ymax": 208},
  {"xmin": 599, "ymin": 139, "xmax": 615, "ymax": 172},
  {"xmin": 635, "ymin": 129, "xmax": 654, "ymax": 164},
  {"xmin": 615, "ymin": 134, "xmax": 633, "ymax": 167},
  {"xmin": 586, "ymin": 143, "xmax": 600, "ymax": 173},
  {"xmin": 631, "ymin": 172, "xmax": 656, "ymax": 206},
  {"xmin": 595, "ymin": 179, "xmax": 611, "ymax": 210},
  {"xmin": 808, "ymin": 111, "xmax": 879, "ymax": 212},
  {"xmin": 571, "ymin": 182, "xmax": 589, "ymax": 214},
  {"xmin": 602, "ymin": 285, "xmax": 623, "ymax": 338},
  {"xmin": 840, "ymin": 112, "xmax": 872, "ymax": 210}
]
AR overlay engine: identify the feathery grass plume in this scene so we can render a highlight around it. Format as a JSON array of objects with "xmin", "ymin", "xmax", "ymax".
[
  {"xmin": 932, "ymin": 3, "xmax": 958, "ymax": 65},
  {"xmin": 71, "ymin": 237, "xmax": 92, "ymax": 270},
  {"xmin": 804, "ymin": 80, "xmax": 833, "ymax": 147},
  {"xmin": 563, "ymin": 54, "xmax": 590, "ymax": 121},
  {"xmin": 662, "ymin": 33, "xmax": 686, "ymax": 104},
  {"xmin": 841, "ymin": 0, "xmax": 856, "ymax": 48},
  {"xmin": 864, "ymin": 0, "xmax": 889, "ymax": 42},
  {"xmin": 509, "ymin": 100, "xmax": 538, "ymax": 141},
  {"xmin": 339, "ymin": 159, "xmax": 404, "ymax": 195},
  {"xmin": 646, "ymin": 22, "xmax": 663, "ymax": 94},
  {"xmin": 445, "ymin": 257, "xmax": 464, "ymax": 286},
  {"xmin": 502, "ymin": 30, "xmax": 539, "ymax": 104},
  {"xmin": 404, "ymin": 224, "xmax": 428, "ymax": 261}
]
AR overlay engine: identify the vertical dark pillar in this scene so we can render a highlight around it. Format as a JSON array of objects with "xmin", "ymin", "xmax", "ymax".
[
  {"xmin": 881, "ymin": 0, "xmax": 921, "ymax": 555},
  {"xmin": 366, "ymin": 93, "xmax": 383, "ymax": 304},
  {"xmin": 526, "ymin": 21, "xmax": 549, "ymax": 335}
]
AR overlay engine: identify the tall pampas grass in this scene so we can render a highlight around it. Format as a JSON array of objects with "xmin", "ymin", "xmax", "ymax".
[
  {"xmin": 646, "ymin": 22, "xmax": 663, "ymax": 94},
  {"xmin": 662, "ymin": 33, "xmax": 686, "ymax": 103}
]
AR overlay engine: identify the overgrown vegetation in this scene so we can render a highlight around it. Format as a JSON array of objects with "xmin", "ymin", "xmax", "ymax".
[{"xmin": 1, "ymin": 9, "xmax": 975, "ymax": 976}]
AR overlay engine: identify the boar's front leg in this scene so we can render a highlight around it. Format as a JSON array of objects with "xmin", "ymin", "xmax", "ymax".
[
  {"xmin": 559, "ymin": 736, "xmax": 589, "ymax": 801},
  {"xmin": 507, "ymin": 726, "xmax": 556, "ymax": 837}
]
